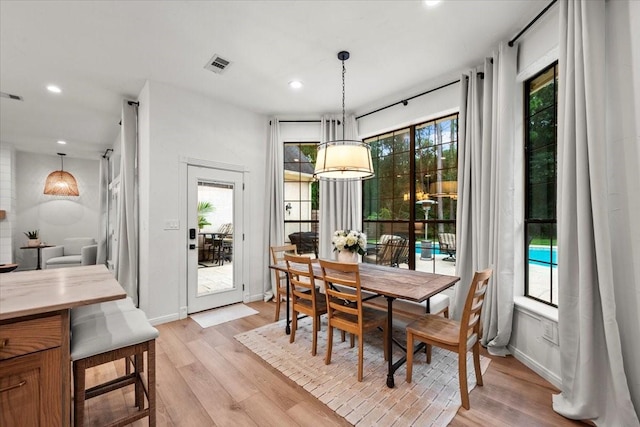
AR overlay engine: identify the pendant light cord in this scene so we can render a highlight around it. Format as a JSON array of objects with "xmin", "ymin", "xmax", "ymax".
[{"xmin": 342, "ymin": 57, "xmax": 346, "ymax": 141}]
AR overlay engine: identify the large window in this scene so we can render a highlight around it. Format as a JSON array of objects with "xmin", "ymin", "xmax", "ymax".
[
  {"xmin": 524, "ymin": 63, "xmax": 558, "ymax": 306},
  {"xmin": 283, "ymin": 142, "xmax": 319, "ymax": 256},
  {"xmin": 363, "ymin": 114, "xmax": 458, "ymax": 274}
]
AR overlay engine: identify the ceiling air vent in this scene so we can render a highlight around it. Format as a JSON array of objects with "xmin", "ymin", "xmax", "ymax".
[
  {"xmin": 0, "ymin": 91, "xmax": 23, "ymax": 101},
  {"xmin": 204, "ymin": 54, "xmax": 231, "ymax": 74}
]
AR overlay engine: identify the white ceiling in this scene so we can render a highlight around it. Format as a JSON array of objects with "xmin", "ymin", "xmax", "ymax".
[{"xmin": 0, "ymin": 0, "xmax": 548, "ymax": 159}]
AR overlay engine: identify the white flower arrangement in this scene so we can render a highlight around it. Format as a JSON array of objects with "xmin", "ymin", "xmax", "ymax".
[{"xmin": 332, "ymin": 229, "xmax": 367, "ymax": 255}]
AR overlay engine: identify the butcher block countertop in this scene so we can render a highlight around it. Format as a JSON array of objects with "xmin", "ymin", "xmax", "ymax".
[{"xmin": 0, "ymin": 265, "xmax": 126, "ymax": 321}]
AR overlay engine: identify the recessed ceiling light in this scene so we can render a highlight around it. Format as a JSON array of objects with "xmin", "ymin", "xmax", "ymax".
[
  {"xmin": 47, "ymin": 85, "xmax": 62, "ymax": 93},
  {"xmin": 289, "ymin": 80, "xmax": 303, "ymax": 89},
  {"xmin": 424, "ymin": 0, "xmax": 441, "ymax": 7},
  {"xmin": 57, "ymin": 140, "xmax": 67, "ymax": 145}
]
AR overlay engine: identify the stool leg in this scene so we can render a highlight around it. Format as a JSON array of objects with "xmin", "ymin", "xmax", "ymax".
[
  {"xmin": 148, "ymin": 340, "xmax": 157, "ymax": 426},
  {"xmin": 73, "ymin": 360, "xmax": 86, "ymax": 427},
  {"xmin": 134, "ymin": 352, "xmax": 144, "ymax": 409}
]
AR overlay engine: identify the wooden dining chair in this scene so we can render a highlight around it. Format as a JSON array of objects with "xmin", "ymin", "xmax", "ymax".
[
  {"xmin": 405, "ymin": 268, "xmax": 492, "ymax": 409},
  {"xmin": 270, "ymin": 244, "xmax": 298, "ymax": 321},
  {"xmin": 283, "ymin": 254, "xmax": 327, "ymax": 356},
  {"xmin": 318, "ymin": 259, "xmax": 388, "ymax": 382}
]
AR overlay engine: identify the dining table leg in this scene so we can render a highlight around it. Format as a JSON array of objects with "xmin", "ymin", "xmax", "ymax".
[
  {"xmin": 386, "ymin": 295, "xmax": 395, "ymax": 388},
  {"xmin": 285, "ymin": 272, "xmax": 291, "ymax": 335}
]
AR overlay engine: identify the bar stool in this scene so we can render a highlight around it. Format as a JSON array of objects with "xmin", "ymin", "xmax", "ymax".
[{"xmin": 71, "ymin": 307, "xmax": 158, "ymax": 426}]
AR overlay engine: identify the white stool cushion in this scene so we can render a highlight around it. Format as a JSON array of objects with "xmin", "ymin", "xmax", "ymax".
[
  {"xmin": 71, "ymin": 308, "xmax": 159, "ymax": 361},
  {"xmin": 71, "ymin": 297, "xmax": 137, "ymax": 326}
]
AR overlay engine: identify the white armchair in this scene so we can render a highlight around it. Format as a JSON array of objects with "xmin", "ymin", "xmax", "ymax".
[{"xmin": 42, "ymin": 237, "xmax": 97, "ymax": 269}]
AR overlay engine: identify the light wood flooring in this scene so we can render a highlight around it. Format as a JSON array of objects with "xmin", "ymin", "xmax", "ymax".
[{"xmin": 82, "ymin": 301, "xmax": 590, "ymax": 426}]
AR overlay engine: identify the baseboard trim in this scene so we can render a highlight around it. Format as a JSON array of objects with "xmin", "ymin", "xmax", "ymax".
[
  {"xmin": 509, "ymin": 344, "xmax": 562, "ymax": 389},
  {"xmin": 246, "ymin": 293, "xmax": 265, "ymax": 303},
  {"xmin": 148, "ymin": 312, "xmax": 180, "ymax": 326}
]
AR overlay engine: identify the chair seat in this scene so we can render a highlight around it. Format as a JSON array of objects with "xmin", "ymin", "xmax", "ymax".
[
  {"xmin": 332, "ymin": 305, "xmax": 386, "ymax": 329},
  {"xmin": 71, "ymin": 308, "xmax": 159, "ymax": 361},
  {"xmin": 295, "ymin": 293, "xmax": 327, "ymax": 312},
  {"xmin": 406, "ymin": 314, "xmax": 462, "ymax": 347}
]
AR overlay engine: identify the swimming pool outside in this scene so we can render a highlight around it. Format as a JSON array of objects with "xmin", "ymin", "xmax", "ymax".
[{"xmin": 414, "ymin": 243, "xmax": 557, "ymax": 267}]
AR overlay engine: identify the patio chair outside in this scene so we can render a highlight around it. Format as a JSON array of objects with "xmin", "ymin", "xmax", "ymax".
[{"xmin": 438, "ymin": 232, "xmax": 456, "ymax": 261}]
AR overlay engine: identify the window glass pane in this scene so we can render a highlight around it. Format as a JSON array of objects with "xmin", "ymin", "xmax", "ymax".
[
  {"xmin": 525, "ymin": 62, "xmax": 558, "ymax": 306},
  {"xmin": 416, "ymin": 123, "xmax": 436, "ymax": 149},
  {"xmin": 394, "ymin": 129, "xmax": 410, "ymax": 153},
  {"xmin": 529, "ymin": 67, "xmax": 555, "ymax": 115},
  {"xmin": 529, "ymin": 107, "xmax": 555, "ymax": 151},
  {"xmin": 528, "ymin": 180, "xmax": 555, "ymax": 220},
  {"xmin": 529, "ymin": 144, "xmax": 556, "ymax": 185},
  {"xmin": 284, "ymin": 142, "xmax": 319, "ymax": 253},
  {"xmin": 363, "ymin": 113, "xmax": 458, "ymax": 273}
]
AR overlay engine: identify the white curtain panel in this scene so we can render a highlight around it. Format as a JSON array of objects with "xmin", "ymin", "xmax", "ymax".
[
  {"xmin": 553, "ymin": 0, "xmax": 639, "ymax": 424},
  {"xmin": 264, "ymin": 118, "xmax": 284, "ymax": 301},
  {"xmin": 115, "ymin": 100, "xmax": 139, "ymax": 305},
  {"xmin": 454, "ymin": 43, "xmax": 517, "ymax": 357},
  {"xmin": 318, "ymin": 114, "xmax": 362, "ymax": 259},
  {"xmin": 96, "ymin": 156, "xmax": 108, "ymax": 265}
]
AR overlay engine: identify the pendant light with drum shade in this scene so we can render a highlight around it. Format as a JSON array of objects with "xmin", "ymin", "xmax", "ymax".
[
  {"xmin": 43, "ymin": 153, "xmax": 79, "ymax": 196},
  {"xmin": 314, "ymin": 51, "xmax": 374, "ymax": 180}
]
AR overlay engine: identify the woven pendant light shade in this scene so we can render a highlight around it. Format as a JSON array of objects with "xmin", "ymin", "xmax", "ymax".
[{"xmin": 43, "ymin": 153, "xmax": 79, "ymax": 196}]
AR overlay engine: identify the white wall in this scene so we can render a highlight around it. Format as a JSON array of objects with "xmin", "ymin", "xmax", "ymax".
[
  {"xmin": 137, "ymin": 80, "xmax": 268, "ymax": 323},
  {"xmin": 13, "ymin": 151, "xmax": 100, "ymax": 270},
  {"xmin": 0, "ymin": 143, "xmax": 16, "ymax": 264}
]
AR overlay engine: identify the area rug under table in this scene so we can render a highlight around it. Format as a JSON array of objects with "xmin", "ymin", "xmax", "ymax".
[{"xmin": 235, "ymin": 317, "xmax": 490, "ymax": 426}]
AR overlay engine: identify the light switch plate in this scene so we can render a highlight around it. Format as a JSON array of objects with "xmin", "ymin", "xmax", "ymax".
[{"xmin": 164, "ymin": 219, "xmax": 179, "ymax": 230}]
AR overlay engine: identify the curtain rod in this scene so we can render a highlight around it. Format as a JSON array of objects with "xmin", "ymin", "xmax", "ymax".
[
  {"xmin": 270, "ymin": 119, "xmax": 325, "ymax": 125},
  {"xmin": 508, "ymin": 0, "xmax": 557, "ymax": 47},
  {"xmin": 355, "ymin": 79, "xmax": 461, "ymax": 120},
  {"xmin": 102, "ymin": 148, "xmax": 113, "ymax": 159}
]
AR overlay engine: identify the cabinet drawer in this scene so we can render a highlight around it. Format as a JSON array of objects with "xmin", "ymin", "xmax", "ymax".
[{"xmin": 0, "ymin": 315, "xmax": 62, "ymax": 360}]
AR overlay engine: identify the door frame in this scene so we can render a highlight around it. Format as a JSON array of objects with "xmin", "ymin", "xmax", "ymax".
[{"xmin": 178, "ymin": 157, "xmax": 248, "ymax": 319}]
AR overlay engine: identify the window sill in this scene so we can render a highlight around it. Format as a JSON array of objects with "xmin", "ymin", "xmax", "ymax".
[{"xmin": 514, "ymin": 296, "xmax": 558, "ymax": 323}]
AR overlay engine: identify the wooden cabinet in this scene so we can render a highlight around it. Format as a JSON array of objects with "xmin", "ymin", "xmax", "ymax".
[{"xmin": 0, "ymin": 313, "xmax": 65, "ymax": 427}]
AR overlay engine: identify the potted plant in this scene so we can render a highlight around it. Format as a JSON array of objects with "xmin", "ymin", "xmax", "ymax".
[
  {"xmin": 197, "ymin": 201, "xmax": 215, "ymax": 230},
  {"xmin": 24, "ymin": 230, "xmax": 40, "ymax": 247}
]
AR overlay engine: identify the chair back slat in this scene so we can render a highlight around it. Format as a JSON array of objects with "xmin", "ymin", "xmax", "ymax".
[
  {"xmin": 319, "ymin": 259, "xmax": 363, "ymax": 327},
  {"xmin": 270, "ymin": 244, "xmax": 298, "ymax": 264},
  {"xmin": 459, "ymin": 269, "xmax": 492, "ymax": 349},
  {"xmin": 271, "ymin": 244, "xmax": 298, "ymax": 279},
  {"xmin": 284, "ymin": 253, "xmax": 318, "ymax": 305}
]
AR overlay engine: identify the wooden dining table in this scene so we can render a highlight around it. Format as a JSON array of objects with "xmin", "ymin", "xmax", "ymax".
[{"xmin": 269, "ymin": 260, "xmax": 460, "ymax": 388}]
